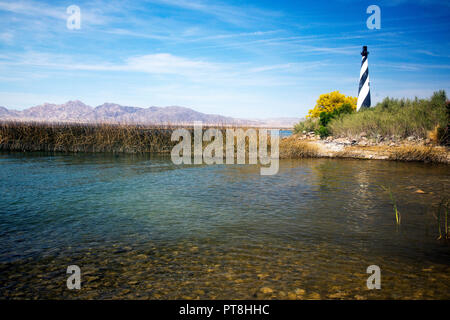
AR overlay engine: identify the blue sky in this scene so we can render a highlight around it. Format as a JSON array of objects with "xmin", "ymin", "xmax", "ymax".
[{"xmin": 0, "ymin": 0, "xmax": 449, "ymax": 118}]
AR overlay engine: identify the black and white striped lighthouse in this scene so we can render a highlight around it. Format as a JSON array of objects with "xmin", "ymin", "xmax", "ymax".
[{"xmin": 357, "ymin": 46, "xmax": 371, "ymax": 111}]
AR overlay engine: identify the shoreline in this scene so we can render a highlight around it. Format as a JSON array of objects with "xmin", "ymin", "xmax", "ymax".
[
  {"xmin": 2, "ymin": 139, "xmax": 449, "ymax": 164},
  {"xmin": 1, "ymin": 122, "xmax": 449, "ymax": 164},
  {"xmin": 280, "ymin": 133, "xmax": 450, "ymax": 164}
]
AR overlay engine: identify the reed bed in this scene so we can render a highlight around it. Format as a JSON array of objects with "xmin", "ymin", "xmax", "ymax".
[
  {"xmin": 388, "ymin": 145, "xmax": 448, "ymax": 163},
  {"xmin": 0, "ymin": 122, "xmax": 176, "ymax": 153},
  {"xmin": 0, "ymin": 121, "xmax": 276, "ymax": 155},
  {"xmin": 279, "ymin": 138, "xmax": 320, "ymax": 159}
]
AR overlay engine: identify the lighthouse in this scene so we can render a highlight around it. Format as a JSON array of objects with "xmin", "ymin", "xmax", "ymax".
[{"xmin": 357, "ymin": 46, "xmax": 371, "ymax": 110}]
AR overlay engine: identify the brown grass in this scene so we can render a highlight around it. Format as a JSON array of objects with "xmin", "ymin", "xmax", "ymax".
[
  {"xmin": 0, "ymin": 121, "xmax": 176, "ymax": 153},
  {"xmin": 279, "ymin": 137, "xmax": 320, "ymax": 159},
  {"xmin": 0, "ymin": 121, "xmax": 277, "ymax": 156},
  {"xmin": 388, "ymin": 145, "xmax": 448, "ymax": 163},
  {"xmin": 1, "ymin": 122, "xmax": 448, "ymax": 164}
]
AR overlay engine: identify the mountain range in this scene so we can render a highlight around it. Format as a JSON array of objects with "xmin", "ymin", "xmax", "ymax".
[{"xmin": 0, "ymin": 100, "xmax": 301, "ymax": 127}]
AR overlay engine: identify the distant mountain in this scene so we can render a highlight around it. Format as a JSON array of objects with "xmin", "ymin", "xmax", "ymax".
[
  {"xmin": 253, "ymin": 117, "xmax": 304, "ymax": 128},
  {"xmin": 20, "ymin": 100, "xmax": 93, "ymax": 122},
  {"xmin": 91, "ymin": 103, "xmax": 141, "ymax": 122},
  {"xmin": 0, "ymin": 106, "xmax": 10, "ymax": 117},
  {"xmin": 0, "ymin": 100, "xmax": 301, "ymax": 128}
]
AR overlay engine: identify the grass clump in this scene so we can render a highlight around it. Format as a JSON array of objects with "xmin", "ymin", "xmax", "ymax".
[
  {"xmin": 294, "ymin": 101, "xmax": 354, "ymax": 138},
  {"xmin": 293, "ymin": 117, "xmax": 320, "ymax": 134},
  {"xmin": 388, "ymin": 145, "xmax": 447, "ymax": 163},
  {"xmin": 436, "ymin": 198, "xmax": 449, "ymax": 240},
  {"xmin": 379, "ymin": 185, "xmax": 401, "ymax": 225},
  {"xmin": 328, "ymin": 91, "xmax": 449, "ymax": 143},
  {"xmin": 279, "ymin": 138, "xmax": 320, "ymax": 158}
]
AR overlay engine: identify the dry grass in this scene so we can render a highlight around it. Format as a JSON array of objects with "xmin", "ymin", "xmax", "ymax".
[
  {"xmin": 279, "ymin": 138, "xmax": 449, "ymax": 163},
  {"xmin": 388, "ymin": 145, "xmax": 448, "ymax": 163},
  {"xmin": 0, "ymin": 121, "xmax": 176, "ymax": 153},
  {"xmin": 279, "ymin": 137, "xmax": 320, "ymax": 159},
  {"xmin": 2, "ymin": 122, "xmax": 448, "ymax": 164},
  {"xmin": 0, "ymin": 121, "xmax": 278, "ymax": 156}
]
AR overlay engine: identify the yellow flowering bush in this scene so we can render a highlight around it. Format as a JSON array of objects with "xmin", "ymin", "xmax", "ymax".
[{"xmin": 307, "ymin": 91, "xmax": 357, "ymax": 118}]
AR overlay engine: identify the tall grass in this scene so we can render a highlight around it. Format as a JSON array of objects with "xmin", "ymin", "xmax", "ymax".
[
  {"xmin": 0, "ymin": 121, "xmax": 276, "ymax": 156},
  {"xmin": 0, "ymin": 122, "xmax": 177, "ymax": 153},
  {"xmin": 388, "ymin": 145, "xmax": 448, "ymax": 163},
  {"xmin": 328, "ymin": 91, "xmax": 449, "ymax": 143},
  {"xmin": 279, "ymin": 138, "xmax": 319, "ymax": 158},
  {"xmin": 436, "ymin": 198, "xmax": 449, "ymax": 240},
  {"xmin": 379, "ymin": 185, "xmax": 401, "ymax": 225}
]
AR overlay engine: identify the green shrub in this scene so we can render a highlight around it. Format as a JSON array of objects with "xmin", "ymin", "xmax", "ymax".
[
  {"xmin": 315, "ymin": 103, "xmax": 355, "ymax": 137},
  {"xmin": 328, "ymin": 91, "xmax": 448, "ymax": 142},
  {"xmin": 294, "ymin": 103, "xmax": 354, "ymax": 138},
  {"xmin": 316, "ymin": 125, "xmax": 330, "ymax": 138},
  {"xmin": 294, "ymin": 117, "xmax": 320, "ymax": 133}
]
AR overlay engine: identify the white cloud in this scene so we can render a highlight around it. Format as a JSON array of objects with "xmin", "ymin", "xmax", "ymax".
[{"xmin": 1, "ymin": 51, "xmax": 322, "ymax": 81}]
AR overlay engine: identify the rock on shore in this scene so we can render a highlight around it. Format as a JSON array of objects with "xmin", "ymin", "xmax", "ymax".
[{"xmin": 280, "ymin": 132, "xmax": 450, "ymax": 164}]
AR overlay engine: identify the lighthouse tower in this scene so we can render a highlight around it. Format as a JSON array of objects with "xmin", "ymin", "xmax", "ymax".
[{"xmin": 357, "ymin": 46, "xmax": 371, "ymax": 111}]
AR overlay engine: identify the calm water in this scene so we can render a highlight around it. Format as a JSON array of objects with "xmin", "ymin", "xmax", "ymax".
[
  {"xmin": 274, "ymin": 129, "xmax": 292, "ymax": 138},
  {"xmin": 0, "ymin": 152, "xmax": 449, "ymax": 299}
]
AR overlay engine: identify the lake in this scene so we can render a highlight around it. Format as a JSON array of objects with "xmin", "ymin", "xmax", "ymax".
[{"xmin": 0, "ymin": 152, "xmax": 449, "ymax": 299}]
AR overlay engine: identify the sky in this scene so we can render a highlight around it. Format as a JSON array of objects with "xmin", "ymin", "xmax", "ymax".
[{"xmin": 0, "ymin": 0, "xmax": 449, "ymax": 118}]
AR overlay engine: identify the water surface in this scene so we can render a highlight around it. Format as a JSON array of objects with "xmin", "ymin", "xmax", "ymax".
[{"xmin": 0, "ymin": 152, "xmax": 449, "ymax": 299}]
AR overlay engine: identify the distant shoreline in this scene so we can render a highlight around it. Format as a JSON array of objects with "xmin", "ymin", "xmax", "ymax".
[{"xmin": 0, "ymin": 121, "xmax": 448, "ymax": 164}]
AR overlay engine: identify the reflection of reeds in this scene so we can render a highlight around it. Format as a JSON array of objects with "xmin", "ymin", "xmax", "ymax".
[
  {"xmin": 379, "ymin": 185, "xmax": 401, "ymax": 225},
  {"xmin": 436, "ymin": 198, "xmax": 449, "ymax": 240}
]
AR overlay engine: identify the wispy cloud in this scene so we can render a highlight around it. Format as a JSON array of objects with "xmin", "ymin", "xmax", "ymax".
[
  {"xmin": 0, "ymin": 0, "xmax": 448, "ymax": 117},
  {"xmin": 415, "ymin": 49, "xmax": 450, "ymax": 58},
  {"xmin": 0, "ymin": 1, "xmax": 65, "ymax": 19},
  {"xmin": 373, "ymin": 62, "xmax": 450, "ymax": 71},
  {"xmin": 339, "ymin": 0, "xmax": 450, "ymax": 7},
  {"xmin": 0, "ymin": 52, "xmax": 221, "ymax": 76},
  {"xmin": 0, "ymin": 51, "xmax": 328, "ymax": 80},
  {"xmin": 105, "ymin": 28, "xmax": 174, "ymax": 41},
  {"xmin": 145, "ymin": 0, "xmax": 283, "ymax": 25},
  {"xmin": 0, "ymin": 0, "xmax": 111, "ymax": 26},
  {"xmin": 0, "ymin": 31, "xmax": 13, "ymax": 44}
]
